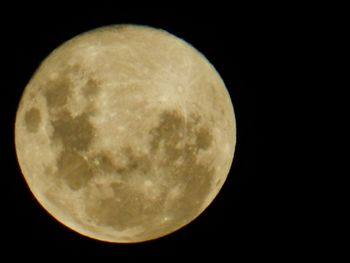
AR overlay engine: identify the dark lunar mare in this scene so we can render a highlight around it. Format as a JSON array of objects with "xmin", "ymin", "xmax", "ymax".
[{"xmin": 42, "ymin": 67, "xmax": 215, "ymax": 237}]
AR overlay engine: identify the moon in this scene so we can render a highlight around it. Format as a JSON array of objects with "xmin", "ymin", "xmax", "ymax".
[{"xmin": 15, "ymin": 24, "xmax": 236, "ymax": 243}]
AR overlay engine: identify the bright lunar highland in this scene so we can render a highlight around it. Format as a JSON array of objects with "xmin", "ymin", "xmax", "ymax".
[{"xmin": 15, "ymin": 25, "xmax": 236, "ymax": 243}]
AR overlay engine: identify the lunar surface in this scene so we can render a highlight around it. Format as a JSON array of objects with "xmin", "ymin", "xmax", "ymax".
[{"xmin": 15, "ymin": 25, "xmax": 236, "ymax": 243}]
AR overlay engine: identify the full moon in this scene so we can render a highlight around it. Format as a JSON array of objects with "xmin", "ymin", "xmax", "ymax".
[{"xmin": 15, "ymin": 25, "xmax": 236, "ymax": 243}]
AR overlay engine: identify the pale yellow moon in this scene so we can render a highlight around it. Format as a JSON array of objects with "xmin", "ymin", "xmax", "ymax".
[{"xmin": 15, "ymin": 24, "xmax": 236, "ymax": 243}]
